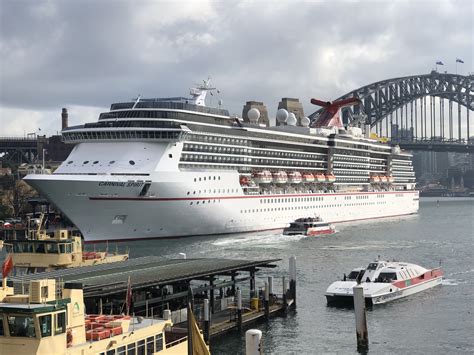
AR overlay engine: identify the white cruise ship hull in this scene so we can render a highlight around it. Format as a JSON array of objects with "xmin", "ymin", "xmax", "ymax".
[{"xmin": 25, "ymin": 171, "xmax": 419, "ymax": 242}]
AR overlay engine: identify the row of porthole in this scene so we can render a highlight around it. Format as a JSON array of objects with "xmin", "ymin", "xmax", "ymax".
[
  {"xmin": 67, "ymin": 160, "xmax": 135, "ymax": 165},
  {"xmin": 193, "ymin": 176, "xmax": 221, "ymax": 182},
  {"xmin": 187, "ymin": 188, "xmax": 238, "ymax": 195},
  {"xmin": 190, "ymin": 200, "xmax": 222, "ymax": 205}
]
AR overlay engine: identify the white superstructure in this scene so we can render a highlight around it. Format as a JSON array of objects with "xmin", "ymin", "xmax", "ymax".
[{"xmin": 25, "ymin": 81, "xmax": 419, "ymax": 242}]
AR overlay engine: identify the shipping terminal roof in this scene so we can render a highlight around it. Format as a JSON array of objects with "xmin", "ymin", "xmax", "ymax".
[{"xmin": 10, "ymin": 256, "xmax": 280, "ymax": 297}]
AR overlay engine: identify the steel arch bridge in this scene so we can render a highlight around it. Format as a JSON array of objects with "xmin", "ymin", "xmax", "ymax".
[{"xmin": 310, "ymin": 72, "xmax": 474, "ymax": 152}]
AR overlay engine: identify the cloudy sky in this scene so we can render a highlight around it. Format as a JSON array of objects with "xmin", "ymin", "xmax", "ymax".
[{"xmin": 0, "ymin": 0, "xmax": 472, "ymax": 136}]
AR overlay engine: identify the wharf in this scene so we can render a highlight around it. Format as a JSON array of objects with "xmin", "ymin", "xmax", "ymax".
[{"xmin": 10, "ymin": 256, "xmax": 296, "ymax": 339}]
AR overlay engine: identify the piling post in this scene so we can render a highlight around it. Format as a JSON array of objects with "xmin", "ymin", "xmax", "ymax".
[
  {"xmin": 187, "ymin": 287, "xmax": 194, "ymax": 355},
  {"xmin": 267, "ymin": 276, "xmax": 273, "ymax": 297},
  {"xmin": 353, "ymin": 285, "xmax": 369, "ymax": 352},
  {"xmin": 237, "ymin": 288, "xmax": 243, "ymax": 330},
  {"xmin": 282, "ymin": 276, "xmax": 287, "ymax": 310},
  {"xmin": 203, "ymin": 298, "xmax": 210, "ymax": 344},
  {"xmin": 245, "ymin": 329, "xmax": 263, "ymax": 355},
  {"xmin": 289, "ymin": 256, "xmax": 297, "ymax": 306},
  {"xmin": 264, "ymin": 282, "xmax": 270, "ymax": 319}
]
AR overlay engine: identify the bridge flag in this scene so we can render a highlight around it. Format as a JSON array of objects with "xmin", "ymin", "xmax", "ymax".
[
  {"xmin": 436, "ymin": 61, "xmax": 444, "ymax": 65},
  {"xmin": 456, "ymin": 58, "xmax": 464, "ymax": 63}
]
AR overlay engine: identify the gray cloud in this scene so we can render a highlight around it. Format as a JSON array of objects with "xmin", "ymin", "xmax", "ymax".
[{"xmin": 0, "ymin": 0, "xmax": 472, "ymax": 135}]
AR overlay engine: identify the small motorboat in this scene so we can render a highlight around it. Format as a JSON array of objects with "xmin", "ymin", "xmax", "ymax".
[
  {"xmin": 283, "ymin": 217, "xmax": 336, "ymax": 236},
  {"xmin": 325, "ymin": 259, "xmax": 443, "ymax": 306}
]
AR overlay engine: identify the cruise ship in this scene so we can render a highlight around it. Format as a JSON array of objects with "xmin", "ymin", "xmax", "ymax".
[{"xmin": 25, "ymin": 80, "xmax": 418, "ymax": 242}]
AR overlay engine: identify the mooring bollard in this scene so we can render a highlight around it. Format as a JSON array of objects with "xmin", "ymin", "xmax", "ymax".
[
  {"xmin": 353, "ymin": 284, "xmax": 369, "ymax": 352},
  {"xmin": 289, "ymin": 256, "xmax": 297, "ymax": 306},
  {"xmin": 264, "ymin": 281, "xmax": 270, "ymax": 318},
  {"xmin": 203, "ymin": 298, "xmax": 210, "ymax": 344},
  {"xmin": 245, "ymin": 329, "xmax": 263, "ymax": 355},
  {"xmin": 237, "ymin": 288, "xmax": 242, "ymax": 330}
]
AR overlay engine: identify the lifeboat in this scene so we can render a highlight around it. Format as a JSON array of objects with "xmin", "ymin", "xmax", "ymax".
[
  {"xmin": 387, "ymin": 175, "xmax": 395, "ymax": 183},
  {"xmin": 302, "ymin": 173, "xmax": 315, "ymax": 183},
  {"xmin": 252, "ymin": 170, "xmax": 273, "ymax": 184},
  {"xmin": 239, "ymin": 176, "xmax": 249, "ymax": 186},
  {"xmin": 325, "ymin": 174, "xmax": 336, "ymax": 183},
  {"xmin": 272, "ymin": 171, "xmax": 288, "ymax": 184},
  {"xmin": 379, "ymin": 176, "xmax": 388, "ymax": 183},
  {"xmin": 370, "ymin": 175, "xmax": 380, "ymax": 183},
  {"xmin": 288, "ymin": 171, "xmax": 302, "ymax": 184},
  {"xmin": 316, "ymin": 174, "xmax": 326, "ymax": 183}
]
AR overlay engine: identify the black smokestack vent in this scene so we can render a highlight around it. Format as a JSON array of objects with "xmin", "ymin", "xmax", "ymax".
[{"xmin": 61, "ymin": 108, "xmax": 69, "ymax": 130}]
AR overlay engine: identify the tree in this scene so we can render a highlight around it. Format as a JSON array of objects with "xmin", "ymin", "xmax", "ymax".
[{"xmin": 3, "ymin": 180, "xmax": 37, "ymax": 217}]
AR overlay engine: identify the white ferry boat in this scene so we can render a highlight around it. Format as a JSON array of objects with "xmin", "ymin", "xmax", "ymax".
[
  {"xmin": 325, "ymin": 260, "xmax": 443, "ymax": 306},
  {"xmin": 283, "ymin": 217, "xmax": 336, "ymax": 236},
  {"xmin": 25, "ymin": 80, "xmax": 418, "ymax": 242}
]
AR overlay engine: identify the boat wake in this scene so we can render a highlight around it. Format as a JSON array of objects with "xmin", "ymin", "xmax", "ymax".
[
  {"xmin": 441, "ymin": 279, "xmax": 465, "ymax": 286},
  {"xmin": 211, "ymin": 233, "xmax": 306, "ymax": 248},
  {"xmin": 319, "ymin": 240, "xmax": 416, "ymax": 251}
]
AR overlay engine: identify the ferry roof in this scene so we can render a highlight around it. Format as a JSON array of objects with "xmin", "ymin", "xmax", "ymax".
[
  {"xmin": 10, "ymin": 257, "xmax": 280, "ymax": 298},
  {"xmin": 0, "ymin": 298, "xmax": 70, "ymax": 314}
]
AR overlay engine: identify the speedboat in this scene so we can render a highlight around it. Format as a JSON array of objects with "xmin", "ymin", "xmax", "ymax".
[
  {"xmin": 325, "ymin": 260, "xmax": 443, "ymax": 306},
  {"xmin": 283, "ymin": 217, "xmax": 336, "ymax": 236}
]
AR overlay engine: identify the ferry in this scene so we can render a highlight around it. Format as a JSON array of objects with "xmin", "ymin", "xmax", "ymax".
[
  {"xmin": 24, "ymin": 80, "xmax": 418, "ymax": 242},
  {"xmin": 283, "ymin": 217, "xmax": 336, "ymax": 236},
  {"xmin": 325, "ymin": 260, "xmax": 443, "ymax": 306},
  {"xmin": 3, "ymin": 214, "xmax": 128, "ymax": 275},
  {"xmin": 0, "ymin": 275, "xmax": 210, "ymax": 355}
]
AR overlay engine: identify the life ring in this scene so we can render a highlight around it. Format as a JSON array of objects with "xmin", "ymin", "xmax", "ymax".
[{"xmin": 67, "ymin": 329, "xmax": 73, "ymax": 347}]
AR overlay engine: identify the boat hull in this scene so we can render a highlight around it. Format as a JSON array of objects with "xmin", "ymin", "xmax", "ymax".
[{"xmin": 25, "ymin": 171, "xmax": 419, "ymax": 242}]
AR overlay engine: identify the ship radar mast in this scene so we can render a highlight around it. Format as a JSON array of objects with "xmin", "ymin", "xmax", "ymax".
[{"xmin": 190, "ymin": 77, "xmax": 216, "ymax": 106}]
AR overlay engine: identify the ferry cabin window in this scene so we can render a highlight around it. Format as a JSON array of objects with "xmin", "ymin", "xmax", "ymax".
[
  {"xmin": 0, "ymin": 314, "xmax": 4, "ymax": 336},
  {"xmin": 155, "ymin": 333, "xmax": 163, "ymax": 351},
  {"xmin": 377, "ymin": 272, "xmax": 397, "ymax": 282},
  {"xmin": 117, "ymin": 346, "xmax": 126, "ymax": 355},
  {"xmin": 39, "ymin": 315, "xmax": 52, "ymax": 337},
  {"xmin": 46, "ymin": 243, "xmax": 59, "ymax": 254},
  {"xmin": 146, "ymin": 336, "xmax": 154, "ymax": 353},
  {"xmin": 367, "ymin": 263, "xmax": 378, "ymax": 271},
  {"xmin": 127, "ymin": 342, "xmax": 136, "ymax": 354},
  {"xmin": 35, "ymin": 243, "xmax": 46, "ymax": 253},
  {"xmin": 7, "ymin": 315, "xmax": 36, "ymax": 337},
  {"xmin": 55, "ymin": 312, "xmax": 66, "ymax": 334},
  {"xmin": 137, "ymin": 339, "xmax": 146, "ymax": 355},
  {"xmin": 107, "ymin": 350, "xmax": 115, "ymax": 355}
]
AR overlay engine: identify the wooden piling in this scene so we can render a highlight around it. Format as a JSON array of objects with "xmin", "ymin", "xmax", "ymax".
[
  {"xmin": 289, "ymin": 256, "xmax": 296, "ymax": 306},
  {"xmin": 203, "ymin": 298, "xmax": 210, "ymax": 344},
  {"xmin": 282, "ymin": 276, "xmax": 287, "ymax": 310},
  {"xmin": 237, "ymin": 288, "xmax": 242, "ymax": 330},
  {"xmin": 353, "ymin": 285, "xmax": 369, "ymax": 352},
  {"xmin": 264, "ymin": 282, "xmax": 269, "ymax": 319}
]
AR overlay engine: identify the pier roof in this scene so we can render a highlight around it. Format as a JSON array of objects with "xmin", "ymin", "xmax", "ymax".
[{"xmin": 10, "ymin": 256, "xmax": 280, "ymax": 297}]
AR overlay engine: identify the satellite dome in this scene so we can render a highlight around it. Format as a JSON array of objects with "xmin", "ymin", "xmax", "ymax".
[
  {"xmin": 301, "ymin": 116, "xmax": 310, "ymax": 127},
  {"xmin": 247, "ymin": 108, "xmax": 260, "ymax": 123},
  {"xmin": 287, "ymin": 113, "xmax": 297, "ymax": 126},
  {"xmin": 276, "ymin": 109, "xmax": 289, "ymax": 123}
]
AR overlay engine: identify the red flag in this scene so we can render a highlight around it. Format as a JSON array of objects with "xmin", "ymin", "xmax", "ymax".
[
  {"xmin": 125, "ymin": 276, "xmax": 132, "ymax": 315},
  {"xmin": 2, "ymin": 255, "xmax": 13, "ymax": 278}
]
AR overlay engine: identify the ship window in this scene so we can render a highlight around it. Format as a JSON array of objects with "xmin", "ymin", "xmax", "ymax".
[
  {"xmin": 147, "ymin": 336, "xmax": 154, "ymax": 353},
  {"xmin": 7, "ymin": 315, "xmax": 36, "ymax": 337},
  {"xmin": 67, "ymin": 161, "xmax": 73, "ymax": 164},
  {"xmin": 83, "ymin": 161, "xmax": 89, "ymax": 164},
  {"xmin": 127, "ymin": 342, "xmax": 136, "ymax": 354},
  {"xmin": 39, "ymin": 315, "xmax": 52, "ymax": 337},
  {"xmin": 109, "ymin": 160, "xmax": 115, "ymax": 164},
  {"xmin": 46, "ymin": 243, "xmax": 59, "ymax": 254},
  {"xmin": 36, "ymin": 243, "xmax": 46, "ymax": 253},
  {"xmin": 137, "ymin": 339, "xmax": 145, "ymax": 355},
  {"xmin": 93, "ymin": 161, "xmax": 99, "ymax": 164},
  {"xmin": 129, "ymin": 160, "xmax": 135, "ymax": 165},
  {"xmin": 59, "ymin": 244, "xmax": 66, "ymax": 253},
  {"xmin": 0, "ymin": 315, "xmax": 3, "ymax": 336},
  {"xmin": 55, "ymin": 312, "xmax": 66, "ymax": 334},
  {"xmin": 117, "ymin": 346, "xmax": 126, "ymax": 355}
]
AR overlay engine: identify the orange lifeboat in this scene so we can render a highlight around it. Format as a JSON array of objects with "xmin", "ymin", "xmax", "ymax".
[
  {"xmin": 316, "ymin": 174, "xmax": 326, "ymax": 183},
  {"xmin": 252, "ymin": 170, "xmax": 272, "ymax": 184},
  {"xmin": 325, "ymin": 174, "xmax": 336, "ymax": 183},
  {"xmin": 273, "ymin": 171, "xmax": 288, "ymax": 184},
  {"xmin": 380, "ymin": 176, "xmax": 388, "ymax": 183},
  {"xmin": 303, "ymin": 173, "xmax": 315, "ymax": 183},
  {"xmin": 288, "ymin": 171, "xmax": 302, "ymax": 184}
]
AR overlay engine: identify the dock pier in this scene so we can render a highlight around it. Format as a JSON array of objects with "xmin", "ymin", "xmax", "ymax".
[{"xmin": 10, "ymin": 256, "xmax": 296, "ymax": 341}]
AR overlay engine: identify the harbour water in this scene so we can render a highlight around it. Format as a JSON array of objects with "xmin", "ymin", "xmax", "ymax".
[
  {"xmin": 123, "ymin": 197, "xmax": 473, "ymax": 354},
  {"xmin": 3, "ymin": 198, "xmax": 472, "ymax": 354}
]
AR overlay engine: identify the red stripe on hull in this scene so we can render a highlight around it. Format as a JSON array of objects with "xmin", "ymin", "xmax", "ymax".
[{"xmin": 393, "ymin": 268, "xmax": 444, "ymax": 289}]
